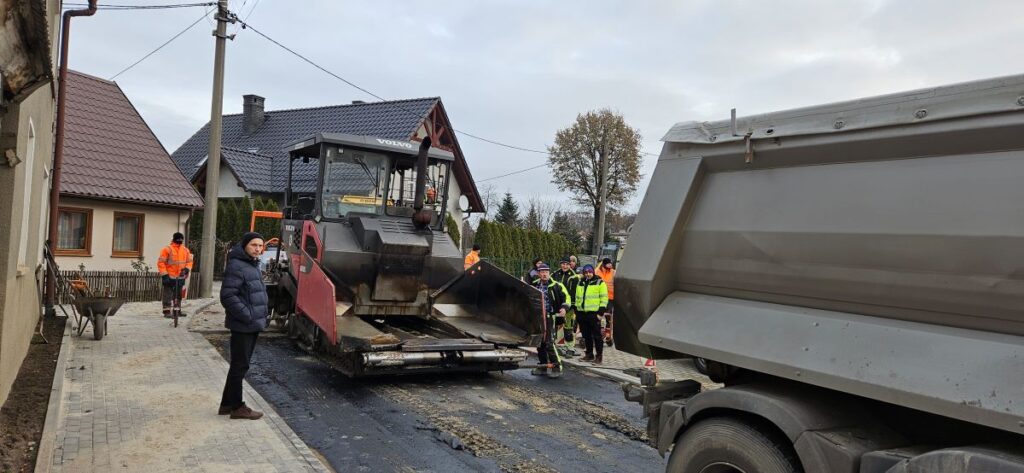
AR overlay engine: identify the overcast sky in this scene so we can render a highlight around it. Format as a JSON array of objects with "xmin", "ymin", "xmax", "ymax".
[{"xmin": 67, "ymin": 0, "xmax": 1024, "ymax": 213}]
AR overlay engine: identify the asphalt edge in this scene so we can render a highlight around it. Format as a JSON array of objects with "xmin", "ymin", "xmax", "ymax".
[
  {"xmin": 34, "ymin": 317, "xmax": 73, "ymax": 473},
  {"xmin": 522, "ymin": 346, "xmax": 642, "ymax": 385}
]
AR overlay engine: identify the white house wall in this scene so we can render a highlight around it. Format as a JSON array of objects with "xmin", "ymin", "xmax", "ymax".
[
  {"xmin": 217, "ymin": 162, "xmax": 247, "ymax": 198},
  {"xmin": 56, "ymin": 196, "xmax": 191, "ymax": 272}
]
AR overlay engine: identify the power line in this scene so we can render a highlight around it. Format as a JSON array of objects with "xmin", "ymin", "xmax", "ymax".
[
  {"xmin": 64, "ymin": 2, "xmax": 214, "ymax": 9},
  {"xmin": 241, "ymin": 0, "xmax": 261, "ymax": 21},
  {"xmin": 476, "ymin": 163, "xmax": 550, "ymax": 183},
  {"xmin": 234, "ymin": 17, "xmax": 554, "ymax": 156},
  {"xmin": 109, "ymin": 7, "xmax": 214, "ymax": 80},
  {"xmin": 234, "ymin": 16, "xmax": 659, "ymax": 183}
]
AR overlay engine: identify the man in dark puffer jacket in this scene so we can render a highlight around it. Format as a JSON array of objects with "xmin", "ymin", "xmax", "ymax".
[{"xmin": 218, "ymin": 232, "xmax": 268, "ymax": 420}]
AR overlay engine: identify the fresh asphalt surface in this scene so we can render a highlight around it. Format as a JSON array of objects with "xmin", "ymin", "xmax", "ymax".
[{"xmin": 210, "ymin": 334, "xmax": 665, "ymax": 472}]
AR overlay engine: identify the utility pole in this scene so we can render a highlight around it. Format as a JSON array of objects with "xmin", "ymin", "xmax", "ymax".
[
  {"xmin": 199, "ymin": 0, "xmax": 231, "ymax": 297},
  {"xmin": 593, "ymin": 135, "xmax": 611, "ymax": 256}
]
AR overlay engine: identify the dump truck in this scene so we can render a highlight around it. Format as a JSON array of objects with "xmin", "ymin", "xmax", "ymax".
[
  {"xmin": 267, "ymin": 133, "xmax": 544, "ymax": 376},
  {"xmin": 618, "ymin": 75, "xmax": 1024, "ymax": 472}
]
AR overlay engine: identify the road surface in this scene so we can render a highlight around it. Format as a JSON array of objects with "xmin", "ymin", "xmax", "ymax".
[{"xmin": 207, "ymin": 333, "xmax": 665, "ymax": 473}]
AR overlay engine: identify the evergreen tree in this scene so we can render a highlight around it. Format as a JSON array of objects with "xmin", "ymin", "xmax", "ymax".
[
  {"xmin": 494, "ymin": 192, "xmax": 521, "ymax": 227},
  {"xmin": 525, "ymin": 203, "xmax": 542, "ymax": 231},
  {"xmin": 529, "ymin": 230, "xmax": 544, "ymax": 263},
  {"xmin": 237, "ymin": 197, "xmax": 254, "ymax": 238},
  {"xmin": 445, "ymin": 213, "xmax": 461, "ymax": 250},
  {"xmin": 216, "ymin": 198, "xmax": 237, "ymax": 245},
  {"xmin": 501, "ymin": 224, "xmax": 515, "ymax": 259},
  {"xmin": 474, "ymin": 220, "xmax": 493, "ymax": 257},
  {"xmin": 551, "ymin": 211, "xmax": 582, "ymax": 253},
  {"xmin": 261, "ymin": 198, "xmax": 282, "ymax": 239}
]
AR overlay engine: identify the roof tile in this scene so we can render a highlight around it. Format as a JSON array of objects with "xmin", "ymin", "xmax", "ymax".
[{"xmin": 62, "ymin": 70, "xmax": 204, "ymax": 208}]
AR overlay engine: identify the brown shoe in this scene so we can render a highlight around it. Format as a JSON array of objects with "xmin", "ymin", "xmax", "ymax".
[
  {"xmin": 229, "ymin": 405, "xmax": 263, "ymax": 420},
  {"xmin": 594, "ymin": 355, "xmax": 603, "ymax": 365},
  {"xmin": 581, "ymin": 355, "xmax": 595, "ymax": 362},
  {"xmin": 218, "ymin": 403, "xmax": 243, "ymax": 415}
]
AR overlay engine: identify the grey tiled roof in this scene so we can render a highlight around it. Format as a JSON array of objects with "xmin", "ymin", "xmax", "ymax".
[
  {"xmin": 173, "ymin": 98, "xmax": 439, "ymax": 184},
  {"xmin": 221, "ymin": 147, "xmax": 274, "ymax": 192}
]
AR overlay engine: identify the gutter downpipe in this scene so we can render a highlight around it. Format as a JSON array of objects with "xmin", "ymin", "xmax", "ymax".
[{"xmin": 45, "ymin": 0, "xmax": 98, "ymax": 315}]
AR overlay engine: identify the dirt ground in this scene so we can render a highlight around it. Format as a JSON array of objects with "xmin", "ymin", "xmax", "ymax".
[{"xmin": 0, "ymin": 315, "xmax": 66, "ymax": 472}]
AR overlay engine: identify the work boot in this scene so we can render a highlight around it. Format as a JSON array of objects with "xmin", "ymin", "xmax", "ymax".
[
  {"xmin": 229, "ymin": 405, "xmax": 264, "ymax": 420},
  {"xmin": 547, "ymin": 368, "xmax": 563, "ymax": 379},
  {"xmin": 581, "ymin": 354, "xmax": 595, "ymax": 362},
  {"xmin": 594, "ymin": 355, "xmax": 603, "ymax": 365},
  {"xmin": 531, "ymin": 367, "xmax": 548, "ymax": 376}
]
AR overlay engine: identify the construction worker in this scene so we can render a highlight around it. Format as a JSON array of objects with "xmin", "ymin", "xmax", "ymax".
[
  {"xmin": 596, "ymin": 257, "xmax": 616, "ymax": 347},
  {"xmin": 464, "ymin": 244, "xmax": 481, "ymax": 269},
  {"xmin": 552, "ymin": 258, "xmax": 580, "ymax": 357},
  {"xmin": 531, "ymin": 263, "xmax": 570, "ymax": 378},
  {"xmin": 157, "ymin": 232, "xmax": 194, "ymax": 318},
  {"xmin": 568, "ymin": 255, "xmax": 579, "ymax": 273},
  {"xmin": 575, "ymin": 264, "xmax": 609, "ymax": 364}
]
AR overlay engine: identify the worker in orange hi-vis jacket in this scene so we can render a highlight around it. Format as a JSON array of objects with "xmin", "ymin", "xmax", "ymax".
[
  {"xmin": 595, "ymin": 257, "xmax": 616, "ymax": 347},
  {"xmin": 158, "ymin": 232, "xmax": 194, "ymax": 318},
  {"xmin": 464, "ymin": 244, "xmax": 481, "ymax": 270}
]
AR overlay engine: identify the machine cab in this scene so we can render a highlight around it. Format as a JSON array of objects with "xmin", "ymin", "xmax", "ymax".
[{"xmin": 285, "ymin": 133, "xmax": 455, "ymax": 231}]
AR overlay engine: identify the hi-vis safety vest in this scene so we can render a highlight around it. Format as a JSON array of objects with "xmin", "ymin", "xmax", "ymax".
[
  {"xmin": 158, "ymin": 243, "xmax": 194, "ymax": 278},
  {"xmin": 464, "ymin": 250, "xmax": 480, "ymax": 269},
  {"xmin": 574, "ymin": 277, "xmax": 608, "ymax": 313}
]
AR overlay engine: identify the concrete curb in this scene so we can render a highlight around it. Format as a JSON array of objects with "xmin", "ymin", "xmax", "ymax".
[
  {"xmin": 34, "ymin": 318, "xmax": 73, "ymax": 473},
  {"xmin": 183, "ymin": 297, "xmax": 218, "ymax": 317}
]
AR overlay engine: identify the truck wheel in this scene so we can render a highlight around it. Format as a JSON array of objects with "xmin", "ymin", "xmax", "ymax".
[
  {"xmin": 694, "ymin": 357, "xmax": 709, "ymax": 375},
  {"xmin": 666, "ymin": 417, "xmax": 801, "ymax": 473}
]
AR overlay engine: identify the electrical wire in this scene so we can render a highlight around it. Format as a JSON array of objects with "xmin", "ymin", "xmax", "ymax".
[
  {"xmin": 234, "ymin": 16, "xmax": 659, "ymax": 182},
  {"xmin": 64, "ymin": 2, "xmax": 215, "ymax": 10},
  {"xmin": 234, "ymin": 17, "xmax": 553, "ymax": 156},
  {"xmin": 109, "ymin": 7, "xmax": 214, "ymax": 80},
  {"xmin": 476, "ymin": 163, "xmax": 550, "ymax": 183}
]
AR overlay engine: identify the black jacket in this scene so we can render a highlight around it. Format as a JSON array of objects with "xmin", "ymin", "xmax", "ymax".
[
  {"xmin": 220, "ymin": 244, "xmax": 268, "ymax": 333},
  {"xmin": 551, "ymin": 269, "xmax": 580, "ymax": 305},
  {"xmin": 533, "ymin": 278, "xmax": 570, "ymax": 315}
]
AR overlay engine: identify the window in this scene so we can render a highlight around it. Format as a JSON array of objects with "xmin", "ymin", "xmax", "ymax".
[
  {"xmin": 55, "ymin": 207, "xmax": 92, "ymax": 256},
  {"xmin": 320, "ymin": 150, "xmax": 387, "ymax": 219},
  {"xmin": 112, "ymin": 212, "xmax": 144, "ymax": 257},
  {"xmin": 18, "ymin": 120, "xmax": 36, "ymax": 266}
]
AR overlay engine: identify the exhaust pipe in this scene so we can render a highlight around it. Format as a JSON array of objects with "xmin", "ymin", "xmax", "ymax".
[
  {"xmin": 412, "ymin": 137, "xmax": 433, "ymax": 228},
  {"xmin": 363, "ymin": 348, "xmax": 527, "ymax": 368}
]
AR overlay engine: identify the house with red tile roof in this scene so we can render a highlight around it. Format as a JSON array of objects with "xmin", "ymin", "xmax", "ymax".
[{"xmin": 55, "ymin": 70, "xmax": 203, "ymax": 271}]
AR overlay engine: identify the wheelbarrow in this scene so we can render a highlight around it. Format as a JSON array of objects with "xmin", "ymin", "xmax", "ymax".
[{"xmin": 73, "ymin": 296, "xmax": 125, "ymax": 340}]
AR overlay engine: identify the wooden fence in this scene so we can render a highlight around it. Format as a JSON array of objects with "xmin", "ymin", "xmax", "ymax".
[{"xmin": 56, "ymin": 270, "xmax": 203, "ymax": 305}]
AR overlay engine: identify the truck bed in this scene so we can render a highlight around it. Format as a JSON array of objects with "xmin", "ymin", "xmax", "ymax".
[{"xmin": 616, "ymin": 74, "xmax": 1024, "ymax": 435}]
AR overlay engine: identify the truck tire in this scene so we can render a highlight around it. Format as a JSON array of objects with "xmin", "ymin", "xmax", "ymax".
[
  {"xmin": 694, "ymin": 357, "xmax": 709, "ymax": 375},
  {"xmin": 666, "ymin": 417, "xmax": 801, "ymax": 473}
]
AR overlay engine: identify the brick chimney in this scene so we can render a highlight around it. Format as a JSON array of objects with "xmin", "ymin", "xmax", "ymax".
[{"xmin": 242, "ymin": 94, "xmax": 265, "ymax": 134}]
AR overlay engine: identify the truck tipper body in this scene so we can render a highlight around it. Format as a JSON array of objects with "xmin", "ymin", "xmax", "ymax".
[{"xmin": 618, "ymin": 75, "xmax": 1024, "ymax": 472}]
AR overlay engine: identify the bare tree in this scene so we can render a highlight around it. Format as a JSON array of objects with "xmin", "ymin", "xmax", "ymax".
[{"xmin": 527, "ymin": 197, "xmax": 565, "ymax": 231}]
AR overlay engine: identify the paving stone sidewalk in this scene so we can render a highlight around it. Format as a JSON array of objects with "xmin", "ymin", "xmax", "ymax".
[{"xmin": 37, "ymin": 299, "xmax": 330, "ymax": 473}]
